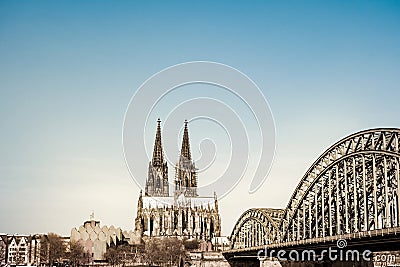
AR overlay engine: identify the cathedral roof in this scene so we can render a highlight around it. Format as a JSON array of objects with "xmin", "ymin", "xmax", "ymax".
[{"xmin": 142, "ymin": 196, "xmax": 216, "ymax": 209}]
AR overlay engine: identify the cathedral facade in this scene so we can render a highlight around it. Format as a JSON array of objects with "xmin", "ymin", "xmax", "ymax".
[{"xmin": 134, "ymin": 119, "xmax": 221, "ymax": 242}]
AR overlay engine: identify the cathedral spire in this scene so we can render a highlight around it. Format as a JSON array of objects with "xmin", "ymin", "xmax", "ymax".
[
  {"xmin": 152, "ymin": 118, "xmax": 164, "ymax": 166},
  {"xmin": 180, "ymin": 120, "xmax": 191, "ymax": 161},
  {"xmin": 175, "ymin": 120, "xmax": 198, "ymax": 197},
  {"xmin": 146, "ymin": 119, "xmax": 169, "ymax": 197}
]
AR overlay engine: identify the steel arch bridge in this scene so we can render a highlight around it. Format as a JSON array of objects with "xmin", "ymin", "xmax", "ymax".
[
  {"xmin": 228, "ymin": 128, "xmax": 400, "ymax": 252},
  {"xmin": 230, "ymin": 208, "xmax": 284, "ymax": 249}
]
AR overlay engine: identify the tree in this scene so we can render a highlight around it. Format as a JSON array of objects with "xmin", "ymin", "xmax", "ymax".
[
  {"xmin": 68, "ymin": 241, "xmax": 85, "ymax": 267},
  {"xmin": 40, "ymin": 233, "xmax": 66, "ymax": 266},
  {"xmin": 103, "ymin": 244, "xmax": 144, "ymax": 266},
  {"xmin": 0, "ymin": 238, "xmax": 6, "ymax": 266},
  {"xmin": 143, "ymin": 238, "xmax": 161, "ymax": 266},
  {"xmin": 83, "ymin": 251, "xmax": 92, "ymax": 266},
  {"xmin": 104, "ymin": 247, "xmax": 121, "ymax": 267},
  {"xmin": 183, "ymin": 238, "xmax": 200, "ymax": 251},
  {"xmin": 162, "ymin": 237, "xmax": 185, "ymax": 265},
  {"xmin": 143, "ymin": 237, "xmax": 185, "ymax": 266},
  {"xmin": 115, "ymin": 244, "xmax": 142, "ymax": 266}
]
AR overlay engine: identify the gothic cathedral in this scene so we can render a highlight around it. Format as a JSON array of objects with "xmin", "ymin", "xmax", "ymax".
[{"xmin": 134, "ymin": 119, "xmax": 221, "ymax": 242}]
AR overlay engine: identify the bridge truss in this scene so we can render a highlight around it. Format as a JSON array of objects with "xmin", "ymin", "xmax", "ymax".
[
  {"xmin": 230, "ymin": 208, "xmax": 284, "ymax": 249},
  {"xmin": 229, "ymin": 128, "xmax": 400, "ymax": 249}
]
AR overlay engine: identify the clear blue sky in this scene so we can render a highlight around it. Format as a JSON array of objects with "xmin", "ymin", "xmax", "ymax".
[{"xmin": 1, "ymin": 1, "xmax": 399, "ymax": 236}]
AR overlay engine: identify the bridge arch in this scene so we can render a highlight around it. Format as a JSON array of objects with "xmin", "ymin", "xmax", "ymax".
[
  {"xmin": 230, "ymin": 208, "xmax": 284, "ymax": 249},
  {"xmin": 279, "ymin": 128, "xmax": 400, "ymax": 242},
  {"xmin": 228, "ymin": 128, "xmax": 400, "ymax": 250}
]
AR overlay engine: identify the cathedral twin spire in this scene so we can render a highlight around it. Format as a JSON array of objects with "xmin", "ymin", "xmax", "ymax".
[
  {"xmin": 145, "ymin": 119, "xmax": 198, "ymax": 198},
  {"xmin": 137, "ymin": 120, "xmax": 221, "ymax": 240},
  {"xmin": 175, "ymin": 120, "xmax": 198, "ymax": 197},
  {"xmin": 152, "ymin": 118, "xmax": 164, "ymax": 167},
  {"xmin": 145, "ymin": 119, "xmax": 169, "ymax": 197},
  {"xmin": 180, "ymin": 120, "xmax": 191, "ymax": 161}
]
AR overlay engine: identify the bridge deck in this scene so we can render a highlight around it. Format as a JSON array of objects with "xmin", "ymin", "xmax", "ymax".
[{"xmin": 227, "ymin": 227, "xmax": 400, "ymax": 254}]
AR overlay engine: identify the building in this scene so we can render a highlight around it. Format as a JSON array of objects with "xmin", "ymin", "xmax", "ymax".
[
  {"xmin": 133, "ymin": 119, "xmax": 221, "ymax": 243},
  {"xmin": 70, "ymin": 213, "xmax": 130, "ymax": 262},
  {"xmin": 7, "ymin": 235, "xmax": 29, "ymax": 265},
  {"xmin": 1, "ymin": 234, "xmax": 43, "ymax": 266}
]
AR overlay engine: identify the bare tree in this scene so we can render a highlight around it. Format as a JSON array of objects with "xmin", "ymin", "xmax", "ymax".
[
  {"xmin": 104, "ymin": 247, "xmax": 121, "ymax": 267},
  {"xmin": 40, "ymin": 233, "xmax": 66, "ymax": 266},
  {"xmin": 162, "ymin": 237, "xmax": 185, "ymax": 266},
  {"xmin": 0, "ymin": 238, "xmax": 6, "ymax": 267},
  {"xmin": 68, "ymin": 241, "xmax": 85, "ymax": 267},
  {"xmin": 143, "ymin": 237, "xmax": 185, "ymax": 266},
  {"xmin": 143, "ymin": 238, "xmax": 161, "ymax": 266},
  {"xmin": 115, "ymin": 244, "xmax": 141, "ymax": 266},
  {"xmin": 83, "ymin": 251, "xmax": 92, "ymax": 266}
]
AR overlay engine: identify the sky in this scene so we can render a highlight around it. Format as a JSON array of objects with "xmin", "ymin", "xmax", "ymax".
[{"xmin": 1, "ymin": 1, "xmax": 400, "ymax": 236}]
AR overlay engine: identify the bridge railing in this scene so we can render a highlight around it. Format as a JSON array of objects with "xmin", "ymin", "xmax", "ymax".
[{"xmin": 227, "ymin": 227, "xmax": 400, "ymax": 253}]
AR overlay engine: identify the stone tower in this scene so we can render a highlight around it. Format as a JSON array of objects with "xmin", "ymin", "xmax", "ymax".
[
  {"xmin": 145, "ymin": 119, "xmax": 169, "ymax": 197},
  {"xmin": 175, "ymin": 120, "xmax": 198, "ymax": 197}
]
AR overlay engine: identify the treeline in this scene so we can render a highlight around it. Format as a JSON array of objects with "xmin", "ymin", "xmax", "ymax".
[
  {"xmin": 40, "ymin": 233, "xmax": 89, "ymax": 267},
  {"xmin": 105, "ymin": 237, "xmax": 201, "ymax": 266},
  {"xmin": 39, "ymin": 233, "xmax": 201, "ymax": 267}
]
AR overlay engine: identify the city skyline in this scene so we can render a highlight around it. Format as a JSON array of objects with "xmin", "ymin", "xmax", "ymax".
[{"xmin": 1, "ymin": 1, "xmax": 400, "ymax": 237}]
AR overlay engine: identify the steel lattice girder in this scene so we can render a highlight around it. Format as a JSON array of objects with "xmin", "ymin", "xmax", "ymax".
[
  {"xmin": 230, "ymin": 208, "xmax": 284, "ymax": 249},
  {"xmin": 230, "ymin": 128, "xmax": 400, "ymax": 249}
]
